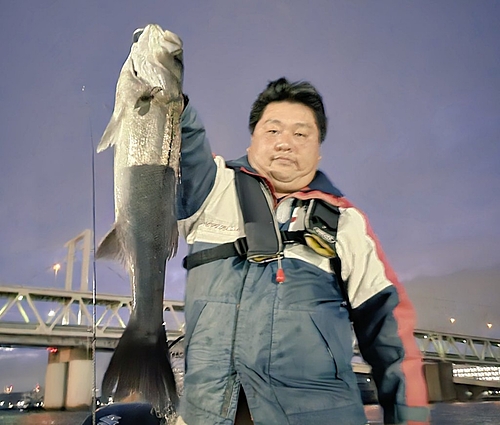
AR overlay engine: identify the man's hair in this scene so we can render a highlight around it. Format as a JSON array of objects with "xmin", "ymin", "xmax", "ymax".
[{"xmin": 249, "ymin": 77, "xmax": 327, "ymax": 143}]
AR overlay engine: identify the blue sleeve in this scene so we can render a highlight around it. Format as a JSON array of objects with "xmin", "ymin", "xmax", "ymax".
[
  {"xmin": 351, "ymin": 286, "xmax": 430, "ymax": 424},
  {"xmin": 177, "ymin": 103, "xmax": 217, "ymax": 220}
]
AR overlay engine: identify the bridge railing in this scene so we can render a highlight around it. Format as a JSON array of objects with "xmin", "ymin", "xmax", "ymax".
[
  {"xmin": 1, "ymin": 284, "xmax": 500, "ymax": 368},
  {"xmin": 414, "ymin": 329, "xmax": 500, "ymax": 365},
  {"xmin": 0, "ymin": 284, "xmax": 184, "ymax": 349}
]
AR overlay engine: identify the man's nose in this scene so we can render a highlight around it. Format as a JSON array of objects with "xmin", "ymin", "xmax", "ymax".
[{"xmin": 275, "ymin": 132, "xmax": 292, "ymax": 150}]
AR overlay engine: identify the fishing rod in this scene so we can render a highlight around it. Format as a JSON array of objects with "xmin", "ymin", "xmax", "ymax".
[{"xmin": 82, "ymin": 85, "xmax": 98, "ymax": 425}]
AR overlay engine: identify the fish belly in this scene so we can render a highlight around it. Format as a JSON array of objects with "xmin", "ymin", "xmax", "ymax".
[{"xmin": 100, "ymin": 164, "xmax": 179, "ymax": 415}]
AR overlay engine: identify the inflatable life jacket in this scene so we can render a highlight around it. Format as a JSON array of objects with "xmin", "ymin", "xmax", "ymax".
[{"xmin": 182, "ymin": 169, "xmax": 351, "ymax": 315}]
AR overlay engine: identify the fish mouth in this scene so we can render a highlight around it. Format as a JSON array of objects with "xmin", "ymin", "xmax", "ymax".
[
  {"xmin": 134, "ymin": 25, "xmax": 183, "ymax": 54},
  {"xmin": 162, "ymin": 29, "xmax": 183, "ymax": 51},
  {"xmin": 130, "ymin": 24, "xmax": 184, "ymax": 90}
]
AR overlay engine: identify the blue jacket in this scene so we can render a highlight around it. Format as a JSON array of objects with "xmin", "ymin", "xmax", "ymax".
[{"xmin": 177, "ymin": 104, "xmax": 429, "ymax": 425}]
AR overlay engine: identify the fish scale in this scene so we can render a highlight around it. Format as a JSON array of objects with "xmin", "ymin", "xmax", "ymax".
[{"xmin": 120, "ymin": 102, "xmax": 182, "ymax": 167}]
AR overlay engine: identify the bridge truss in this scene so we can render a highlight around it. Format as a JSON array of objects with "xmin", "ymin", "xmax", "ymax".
[
  {"xmin": 1, "ymin": 283, "xmax": 499, "ymax": 367},
  {"xmin": 414, "ymin": 329, "xmax": 500, "ymax": 365},
  {"xmin": 0, "ymin": 284, "xmax": 184, "ymax": 350}
]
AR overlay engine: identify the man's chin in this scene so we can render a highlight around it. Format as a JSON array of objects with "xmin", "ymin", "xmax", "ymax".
[
  {"xmin": 269, "ymin": 169, "xmax": 294, "ymax": 181},
  {"xmin": 268, "ymin": 174, "xmax": 296, "ymax": 192}
]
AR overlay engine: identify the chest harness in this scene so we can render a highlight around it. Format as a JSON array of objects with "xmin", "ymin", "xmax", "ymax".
[{"xmin": 182, "ymin": 169, "xmax": 352, "ymax": 314}]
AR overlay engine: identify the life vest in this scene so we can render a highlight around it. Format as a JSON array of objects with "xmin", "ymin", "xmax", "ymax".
[{"xmin": 182, "ymin": 168, "xmax": 352, "ymax": 315}]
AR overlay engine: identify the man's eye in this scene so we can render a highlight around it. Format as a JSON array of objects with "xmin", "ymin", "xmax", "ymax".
[
  {"xmin": 268, "ymin": 129, "xmax": 278, "ymax": 134},
  {"xmin": 295, "ymin": 132, "xmax": 306, "ymax": 137}
]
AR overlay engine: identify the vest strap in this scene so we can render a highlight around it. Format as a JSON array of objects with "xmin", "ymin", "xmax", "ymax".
[
  {"xmin": 182, "ymin": 233, "xmax": 306, "ymax": 271},
  {"xmin": 233, "ymin": 169, "xmax": 281, "ymax": 259}
]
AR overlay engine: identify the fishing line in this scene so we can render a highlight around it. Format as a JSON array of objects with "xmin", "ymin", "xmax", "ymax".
[{"xmin": 82, "ymin": 85, "xmax": 98, "ymax": 425}]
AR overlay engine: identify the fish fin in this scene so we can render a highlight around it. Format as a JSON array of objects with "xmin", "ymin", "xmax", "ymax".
[
  {"xmin": 166, "ymin": 224, "xmax": 179, "ymax": 261},
  {"xmin": 134, "ymin": 87, "xmax": 162, "ymax": 116},
  {"xmin": 163, "ymin": 166, "xmax": 179, "ymax": 260},
  {"xmin": 97, "ymin": 107, "xmax": 125, "ymax": 152},
  {"xmin": 101, "ymin": 318, "xmax": 179, "ymax": 415},
  {"xmin": 96, "ymin": 226, "xmax": 125, "ymax": 263},
  {"xmin": 134, "ymin": 98, "xmax": 151, "ymax": 116}
]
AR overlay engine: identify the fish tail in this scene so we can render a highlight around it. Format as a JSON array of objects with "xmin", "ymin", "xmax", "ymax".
[{"xmin": 102, "ymin": 318, "xmax": 179, "ymax": 413}]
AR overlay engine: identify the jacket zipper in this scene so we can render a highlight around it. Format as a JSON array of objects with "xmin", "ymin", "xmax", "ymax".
[{"xmin": 220, "ymin": 283, "xmax": 244, "ymax": 417}]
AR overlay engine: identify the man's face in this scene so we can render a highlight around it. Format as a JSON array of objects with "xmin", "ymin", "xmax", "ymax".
[{"xmin": 247, "ymin": 101, "xmax": 321, "ymax": 196}]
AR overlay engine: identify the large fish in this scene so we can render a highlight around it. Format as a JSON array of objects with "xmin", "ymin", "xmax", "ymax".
[{"xmin": 96, "ymin": 24, "xmax": 183, "ymax": 418}]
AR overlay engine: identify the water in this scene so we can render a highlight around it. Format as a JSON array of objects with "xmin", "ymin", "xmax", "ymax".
[
  {"xmin": 0, "ymin": 410, "xmax": 88, "ymax": 425},
  {"xmin": 0, "ymin": 402, "xmax": 499, "ymax": 424}
]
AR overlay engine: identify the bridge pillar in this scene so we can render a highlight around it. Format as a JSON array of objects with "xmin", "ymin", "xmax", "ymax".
[
  {"xmin": 44, "ymin": 355, "xmax": 68, "ymax": 410},
  {"xmin": 424, "ymin": 361, "xmax": 456, "ymax": 402},
  {"xmin": 65, "ymin": 348, "xmax": 93, "ymax": 409},
  {"xmin": 44, "ymin": 347, "xmax": 92, "ymax": 410}
]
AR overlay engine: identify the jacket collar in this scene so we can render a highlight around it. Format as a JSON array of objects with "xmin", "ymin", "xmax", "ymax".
[{"xmin": 226, "ymin": 155, "xmax": 343, "ymax": 197}]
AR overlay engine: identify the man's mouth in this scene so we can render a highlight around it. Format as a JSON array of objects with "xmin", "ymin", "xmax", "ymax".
[{"xmin": 273, "ymin": 156, "xmax": 294, "ymax": 164}]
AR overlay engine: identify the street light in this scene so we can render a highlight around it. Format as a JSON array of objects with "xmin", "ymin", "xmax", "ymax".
[
  {"xmin": 487, "ymin": 323, "xmax": 493, "ymax": 329},
  {"xmin": 450, "ymin": 318, "xmax": 456, "ymax": 324},
  {"xmin": 52, "ymin": 263, "xmax": 61, "ymax": 285}
]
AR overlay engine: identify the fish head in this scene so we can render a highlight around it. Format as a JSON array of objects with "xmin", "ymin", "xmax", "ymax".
[
  {"xmin": 128, "ymin": 24, "xmax": 183, "ymax": 102},
  {"xmin": 97, "ymin": 24, "xmax": 184, "ymax": 154}
]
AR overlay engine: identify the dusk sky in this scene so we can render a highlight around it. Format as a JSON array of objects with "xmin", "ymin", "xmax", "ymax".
[{"xmin": 1, "ymin": 1, "xmax": 499, "ymax": 392}]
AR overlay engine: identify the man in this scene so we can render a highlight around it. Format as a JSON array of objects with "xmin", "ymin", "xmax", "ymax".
[{"xmin": 176, "ymin": 78, "xmax": 429, "ymax": 425}]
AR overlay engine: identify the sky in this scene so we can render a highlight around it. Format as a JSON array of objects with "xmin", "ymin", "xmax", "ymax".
[{"xmin": 0, "ymin": 0, "xmax": 499, "ymax": 392}]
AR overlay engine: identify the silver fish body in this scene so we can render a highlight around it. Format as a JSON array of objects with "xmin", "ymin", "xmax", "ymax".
[{"xmin": 96, "ymin": 24, "xmax": 183, "ymax": 417}]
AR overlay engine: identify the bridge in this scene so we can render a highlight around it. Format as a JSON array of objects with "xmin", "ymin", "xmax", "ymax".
[
  {"xmin": 0, "ymin": 284, "xmax": 184, "ymax": 350},
  {"xmin": 0, "ymin": 230, "xmax": 185, "ymax": 350},
  {"xmin": 3, "ymin": 283, "xmax": 499, "ymax": 365},
  {"xmin": 414, "ymin": 330, "xmax": 500, "ymax": 366},
  {"xmin": 1, "ymin": 230, "xmax": 499, "ymax": 407}
]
